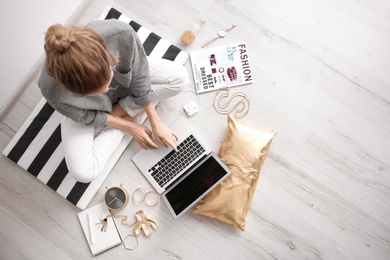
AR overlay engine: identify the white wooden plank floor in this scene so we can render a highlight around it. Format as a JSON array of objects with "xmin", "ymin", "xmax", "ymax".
[{"xmin": 1, "ymin": 0, "xmax": 389, "ymax": 259}]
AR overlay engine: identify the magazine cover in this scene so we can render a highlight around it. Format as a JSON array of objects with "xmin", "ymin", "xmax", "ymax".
[{"xmin": 190, "ymin": 41, "xmax": 253, "ymax": 93}]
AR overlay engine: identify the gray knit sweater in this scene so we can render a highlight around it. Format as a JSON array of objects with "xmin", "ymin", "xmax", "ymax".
[{"xmin": 38, "ymin": 19, "xmax": 153, "ymax": 127}]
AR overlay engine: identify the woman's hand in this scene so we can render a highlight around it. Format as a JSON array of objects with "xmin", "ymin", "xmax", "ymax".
[
  {"xmin": 106, "ymin": 109, "xmax": 158, "ymax": 150},
  {"xmin": 143, "ymin": 102, "xmax": 179, "ymax": 151},
  {"xmin": 151, "ymin": 121, "xmax": 178, "ymax": 151},
  {"xmin": 123, "ymin": 116, "xmax": 177, "ymax": 151},
  {"xmin": 128, "ymin": 123, "xmax": 159, "ymax": 150},
  {"xmin": 120, "ymin": 110, "xmax": 159, "ymax": 150},
  {"xmin": 106, "ymin": 102, "xmax": 179, "ymax": 151}
]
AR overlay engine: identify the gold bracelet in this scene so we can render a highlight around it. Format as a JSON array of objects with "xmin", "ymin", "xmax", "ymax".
[
  {"xmin": 132, "ymin": 188, "xmax": 146, "ymax": 203},
  {"xmin": 144, "ymin": 191, "xmax": 160, "ymax": 207},
  {"xmin": 132, "ymin": 188, "xmax": 160, "ymax": 207}
]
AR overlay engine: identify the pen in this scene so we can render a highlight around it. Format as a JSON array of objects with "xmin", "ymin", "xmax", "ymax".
[{"xmin": 88, "ymin": 213, "xmax": 95, "ymax": 244}]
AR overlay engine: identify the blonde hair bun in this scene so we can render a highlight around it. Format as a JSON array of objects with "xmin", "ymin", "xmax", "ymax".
[
  {"xmin": 45, "ymin": 24, "xmax": 75, "ymax": 52},
  {"xmin": 44, "ymin": 22, "xmax": 118, "ymax": 95}
]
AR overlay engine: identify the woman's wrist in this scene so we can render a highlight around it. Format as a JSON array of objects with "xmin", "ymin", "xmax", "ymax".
[
  {"xmin": 144, "ymin": 102, "xmax": 161, "ymax": 128},
  {"xmin": 106, "ymin": 114, "xmax": 136, "ymax": 133}
]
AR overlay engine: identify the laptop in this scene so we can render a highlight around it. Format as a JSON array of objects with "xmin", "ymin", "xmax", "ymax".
[{"xmin": 132, "ymin": 116, "xmax": 231, "ymax": 219}]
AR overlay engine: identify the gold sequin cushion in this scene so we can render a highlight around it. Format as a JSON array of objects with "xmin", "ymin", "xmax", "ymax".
[{"xmin": 193, "ymin": 115, "xmax": 277, "ymax": 230}]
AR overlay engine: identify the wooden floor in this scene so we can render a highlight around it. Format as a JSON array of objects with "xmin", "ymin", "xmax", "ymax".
[{"xmin": 1, "ymin": 0, "xmax": 389, "ymax": 259}]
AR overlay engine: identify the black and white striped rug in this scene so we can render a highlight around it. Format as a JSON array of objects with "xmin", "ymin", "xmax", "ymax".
[
  {"xmin": 2, "ymin": 6, "xmax": 188, "ymax": 209},
  {"xmin": 99, "ymin": 6, "xmax": 188, "ymax": 65}
]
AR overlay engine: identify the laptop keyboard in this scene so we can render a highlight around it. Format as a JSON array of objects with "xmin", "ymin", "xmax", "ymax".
[{"xmin": 148, "ymin": 134, "xmax": 206, "ymax": 188}]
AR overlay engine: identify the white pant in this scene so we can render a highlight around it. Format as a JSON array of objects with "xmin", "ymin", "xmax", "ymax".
[{"xmin": 61, "ymin": 58, "xmax": 188, "ymax": 183}]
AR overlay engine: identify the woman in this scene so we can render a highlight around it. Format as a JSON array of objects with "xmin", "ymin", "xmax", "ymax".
[{"xmin": 38, "ymin": 19, "xmax": 189, "ymax": 182}]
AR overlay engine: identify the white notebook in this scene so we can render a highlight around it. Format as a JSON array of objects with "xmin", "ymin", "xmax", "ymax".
[{"xmin": 77, "ymin": 202, "xmax": 122, "ymax": 256}]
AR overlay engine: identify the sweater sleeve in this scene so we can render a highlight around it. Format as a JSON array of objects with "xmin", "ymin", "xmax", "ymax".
[
  {"xmin": 38, "ymin": 68, "xmax": 110, "ymax": 127},
  {"xmin": 53, "ymin": 103, "xmax": 108, "ymax": 127},
  {"xmin": 125, "ymin": 37, "xmax": 153, "ymax": 106}
]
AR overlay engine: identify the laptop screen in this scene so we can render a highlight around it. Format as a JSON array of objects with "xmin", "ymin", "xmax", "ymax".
[{"xmin": 163, "ymin": 153, "xmax": 230, "ymax": 217}]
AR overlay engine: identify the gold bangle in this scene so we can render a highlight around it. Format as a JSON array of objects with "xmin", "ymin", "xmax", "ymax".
[
  {"xmin": 144, "ymin": 191, "xmax": 160, "ymax": 207},
  {"xmin": 132, "ymin": 188, "xmax": 146, "ymax": 203}
]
